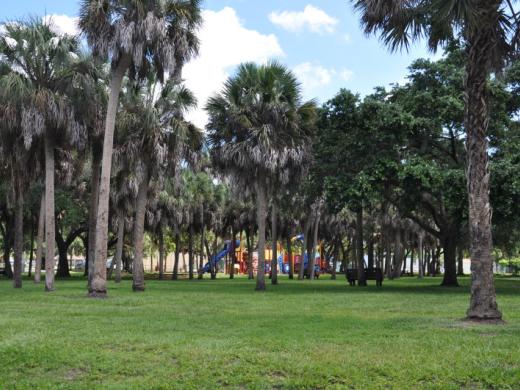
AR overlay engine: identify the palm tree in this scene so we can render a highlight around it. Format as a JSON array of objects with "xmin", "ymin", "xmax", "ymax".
[
  {"xmin": 351, "ymin": 0, "xmax": 516, "ymax": 320},
  {"xmin": 1, "ymin": 20, "xmax": 86, "ymax": 292},
  {"xmin": 117, "ymin": 73, "xmax": 199, "ymax": 291},
  {"xmin": 0, "ymin": 65, "xmax": 32, "ymax": 288},
  {"xmin": 79, "ymin": 0, "xmax": 202, "ymax": 297},
  {"xmin": 206, "ymin": 62, "xmax": 316, "ymax": 291}
]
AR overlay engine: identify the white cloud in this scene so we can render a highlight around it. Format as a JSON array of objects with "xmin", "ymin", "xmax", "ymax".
[
  {"xmin": 293, "ymin": 62, "xmax": 353, "ymax": 98},
  {"xmin": 183, "ymin": 7, "xmax": 284, "ymax": 128},
  {"xmin": 42, "ymin": 14, "xmax": 80, "ymax": 37},
  {"xmin": 269, "ymin": 5, "xmax": 338, "ymax": 34},
  {"xmin": 293, "ymin": 62, "xmax": 333, "ymax": 90},
  {"xmin": 340, "ymin": 68, "xmax": 354, "ymax": 82}
]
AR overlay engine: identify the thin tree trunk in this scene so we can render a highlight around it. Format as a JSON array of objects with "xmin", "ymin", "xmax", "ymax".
[
  {"xmin": 418, "ymin": 233, "xmax": 424, "ymax": 279},
  {"xmin": 13, "ymin": 173, "xmax": 23, "ymax": 288},
  {"xmin": 90, "ymin": 55, "xmax": 131, "ymax": 298},
  {"xmin": 158, "ymin": 226, "xmax": 165, "ymax": 280},
  {"xmin": 457, "ymin": 246, "xmax": 464, "ymax": 276},
  {"xmin": 172, "ymin": 226, "xmax": 180, "ymax": 280},
  {"xmin": 198, "ymin": 204, "xmax": 204, "ymax": 279},
  {"xmin": 271, "ymin": 202, "xmax": 278, "ymax": 285},
  {"xmin": 188, "ymin": 221, "xmax": 194, "ymax": 280},
  {"xmin": 356, "ymin": 208, "xmax": 366, "ymax": 286},
  {"xmin": 56, "ymin": 237, "xmax": 71, "ymax": 278},
  {"xmin": 287, "ymin": 234, "xmax": 293, "ymax": 280},
  {"xmin": 331, "ymin": 241, "xmax": 338, "ymax": 280},
  {"xmin": 367, "ymin": 231, "xmax": 374, "ymax": 269},
  {"xmin": 114, "ymin": 209, "xmax": 124, "ymax": 283},
  {"xmin": 230, "ymin": 229, "xmax": 236, "ymax": 280},
  {"xmin": 391, "ymin": 228, "xmax": 404, "ymax": 279},
  {"xmin": 246, "ymin": 227, "xmax": 254, "ymax": 280},
  {"xmin": 255, "ymin": 177, "xmax": 267, "ymax": 291},
  {"xmin": 44, "ymin": 135, "xmax": 56, "ymax": 292},
  {"xmin": 28, "ymin": 219, "xmax": 34, "ymax": 278},
  {"xmin": 132, "ymin": 169, "xmax": 149, "ymax": 292},
  {"xmin": 298, "ymin": 215, "xmax": 312, "ymax": 280},
  {"xmin": 34, "ymin": 193, "xmax": 45, "ymax": 283},
  {"xmin": 308, "ymin": 208, "xmax": 321, "ymax": 280},
  {"xmin": 87, "ymin": 150, "xmax": 101, "ymax": 291}
]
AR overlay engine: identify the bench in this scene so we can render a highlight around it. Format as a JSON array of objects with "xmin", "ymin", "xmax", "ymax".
[{"xmin": 346, "ymin": 268, "xmax": 383, "ymax": 287}]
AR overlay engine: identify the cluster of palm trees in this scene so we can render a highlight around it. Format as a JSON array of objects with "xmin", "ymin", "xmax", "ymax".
[{"xmin": 0, "ymin": 0, "xmax": 514, "ymax": 322}]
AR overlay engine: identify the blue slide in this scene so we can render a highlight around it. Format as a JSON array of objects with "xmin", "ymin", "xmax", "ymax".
[{"xmin": 202, "ymin": 240, "xmax": 240, "ymax": 273}]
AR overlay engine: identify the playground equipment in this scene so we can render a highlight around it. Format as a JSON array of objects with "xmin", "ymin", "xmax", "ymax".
[
  {"xmin": 202, "ymin": 234, "xmax": 330, "ymax": 277},
  {"xmin": 202, "ymin": 240, "xmax": 240, "ymax": 274}
]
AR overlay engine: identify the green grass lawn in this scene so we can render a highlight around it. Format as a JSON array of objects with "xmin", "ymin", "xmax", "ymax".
[{"xmin": 1, "ymin": 275, "xmax": 519, "ymax": 389}]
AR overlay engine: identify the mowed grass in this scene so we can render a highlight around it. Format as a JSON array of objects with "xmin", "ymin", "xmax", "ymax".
[{"xmin": 1, "ymin": 275, "xmax": 520, "ymax": 389}]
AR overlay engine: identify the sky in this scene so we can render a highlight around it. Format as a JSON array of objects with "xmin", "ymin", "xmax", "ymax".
[{"xmin": 0, "ymin": 0, "xmax": 440, "ymax": 128}]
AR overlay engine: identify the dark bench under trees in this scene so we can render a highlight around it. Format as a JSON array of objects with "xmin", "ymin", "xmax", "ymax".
[{"xmin": 346, "ymin": 268, "xmax": 384, "ymax": 287}]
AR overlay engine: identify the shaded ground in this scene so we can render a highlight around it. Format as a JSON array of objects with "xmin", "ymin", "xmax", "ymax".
[{"xmin": 0, "ymin": 275, "xmax": 519, "ymax": 389}]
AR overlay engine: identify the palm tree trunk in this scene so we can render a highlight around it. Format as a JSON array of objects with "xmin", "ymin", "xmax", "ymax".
[
  {"xmin": 299, "ymin": 216, "xmax": 313, "ymax": 280},
  {"xmin": 356, "ymin": 208, "xmax": 366, "ymax": 286},
  {"xmin": 271, "ymin": 202, "xmax": 278, "ymax": 285},
  {"xmin": 465, "ymin": 15, "xmax": 502, "ymax": 320},
  {"xmin": 246, "ymin": 226, "xmax": 254, "ymax": 280},
  {"xmin": 229, "ymin": 230, "xmax": 236, "ymax": 279},
  {"xmin": 287, "ymin": 235, "xmax": 293, "ymax": 280},
  {"xmin": 158, "ymin": 226, "xmax": 165, "ymax": 280},
  {"xmin": 28, "ymin": 223, "xmax": 34, "ymax": 277},
  {"xmin": 90, "ymin": 55, "xmax": 131, "ymax": 298},
  {"xmin": 44, "ymin": 135, "xmax": 56, "ymax": 292},
  {"xmin": 331, "ymin": 241, "xmax": 338, "ymax": 280},
  {"xmin": 255, "ymin": 177, "xmax": 267, "ymax": 291},
  {"xmin": 34, "ymin": 192, "xmax": 45, "ymax": 283},
  {"xmin": 188, "ymin": 221, "xmax": 194, "ymax": 280},
  {"xmin": 308, "ymin": 209, "xmax": 321, "ymax": 280},
  {"xmin": 114, "ymin": 209, "xmax": 125, "ymax": 283},
  {"xmin": 172, "ymin": 226, "xmax": 180, "ymax": 280},
  {"xmin": 87, "ymin": 150, "xmax": 101, "ymax": 291},
  {"xmin": 198, "ymin": 204, "xmax": 204, "ymax": 279},
  {"xmin": 13, "ymin": 172, "xmax": 24, "ymax": 289},
  {"xmin": 132, "ymin": 169, "xmax": 149, "ymax": 292}
]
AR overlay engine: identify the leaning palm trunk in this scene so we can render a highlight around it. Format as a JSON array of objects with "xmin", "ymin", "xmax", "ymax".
[
  {"xmin": 271, "ymin": 203, "xmax": 278, "ymax": 285},
  {"xmin": 90, "ymin": 55, "xmax": 131, "ymax": 298},
  {"xmin": 13, "ymin": 172, "xmax": 24, "ymax": 289},
  {"xmin": 114, "ymin": 209, "xmax": 125, "ymax": 283},
  {"xmin": 34, "ymin": 193, "xmax": 45, "ymax": 283},
  {"xmin": 256, "ymin": 178, "xmax": 268, "ymax": 291},
  {"xmin": 465, "ymin": 16, "xmax": 501, "ymax": 320},
  {"xmin": 44, "ymin": 135, "xmax": 56, "ymax": 292},
  {"xmin": 132, "ymin": 169, "xmax": 149, "ymax": 292},
  {"xmin": 87, "ymin": 151, "xmax": 101, "ymax": 290}
]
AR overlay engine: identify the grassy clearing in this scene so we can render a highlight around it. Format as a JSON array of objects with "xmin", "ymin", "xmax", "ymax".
[{"xmin": 1, "ymin": 275, "xmax": 519, "ymax": 389}]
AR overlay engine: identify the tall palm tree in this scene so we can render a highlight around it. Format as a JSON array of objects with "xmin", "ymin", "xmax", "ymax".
[
  {"xmin": 1, "ymin": 20, "xmax": 85, "ymax": 292},
  {"xmin": 0, "ymin": 65, "xmax": 32, "ymax": 288},
  {"xmin": 79, "ymin": 0, "xmax": 202, "ymax": 297},
  {"xmin": 206, "ymin": 62, "xmax": 316, "ymax": 291},
  {"xmin": 351, "ymin": 0, "xmax": 517, "ymax": 320},
  {"xmin": 117, "ymin": 73, "xmax": 199, "ymax": 291}
]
